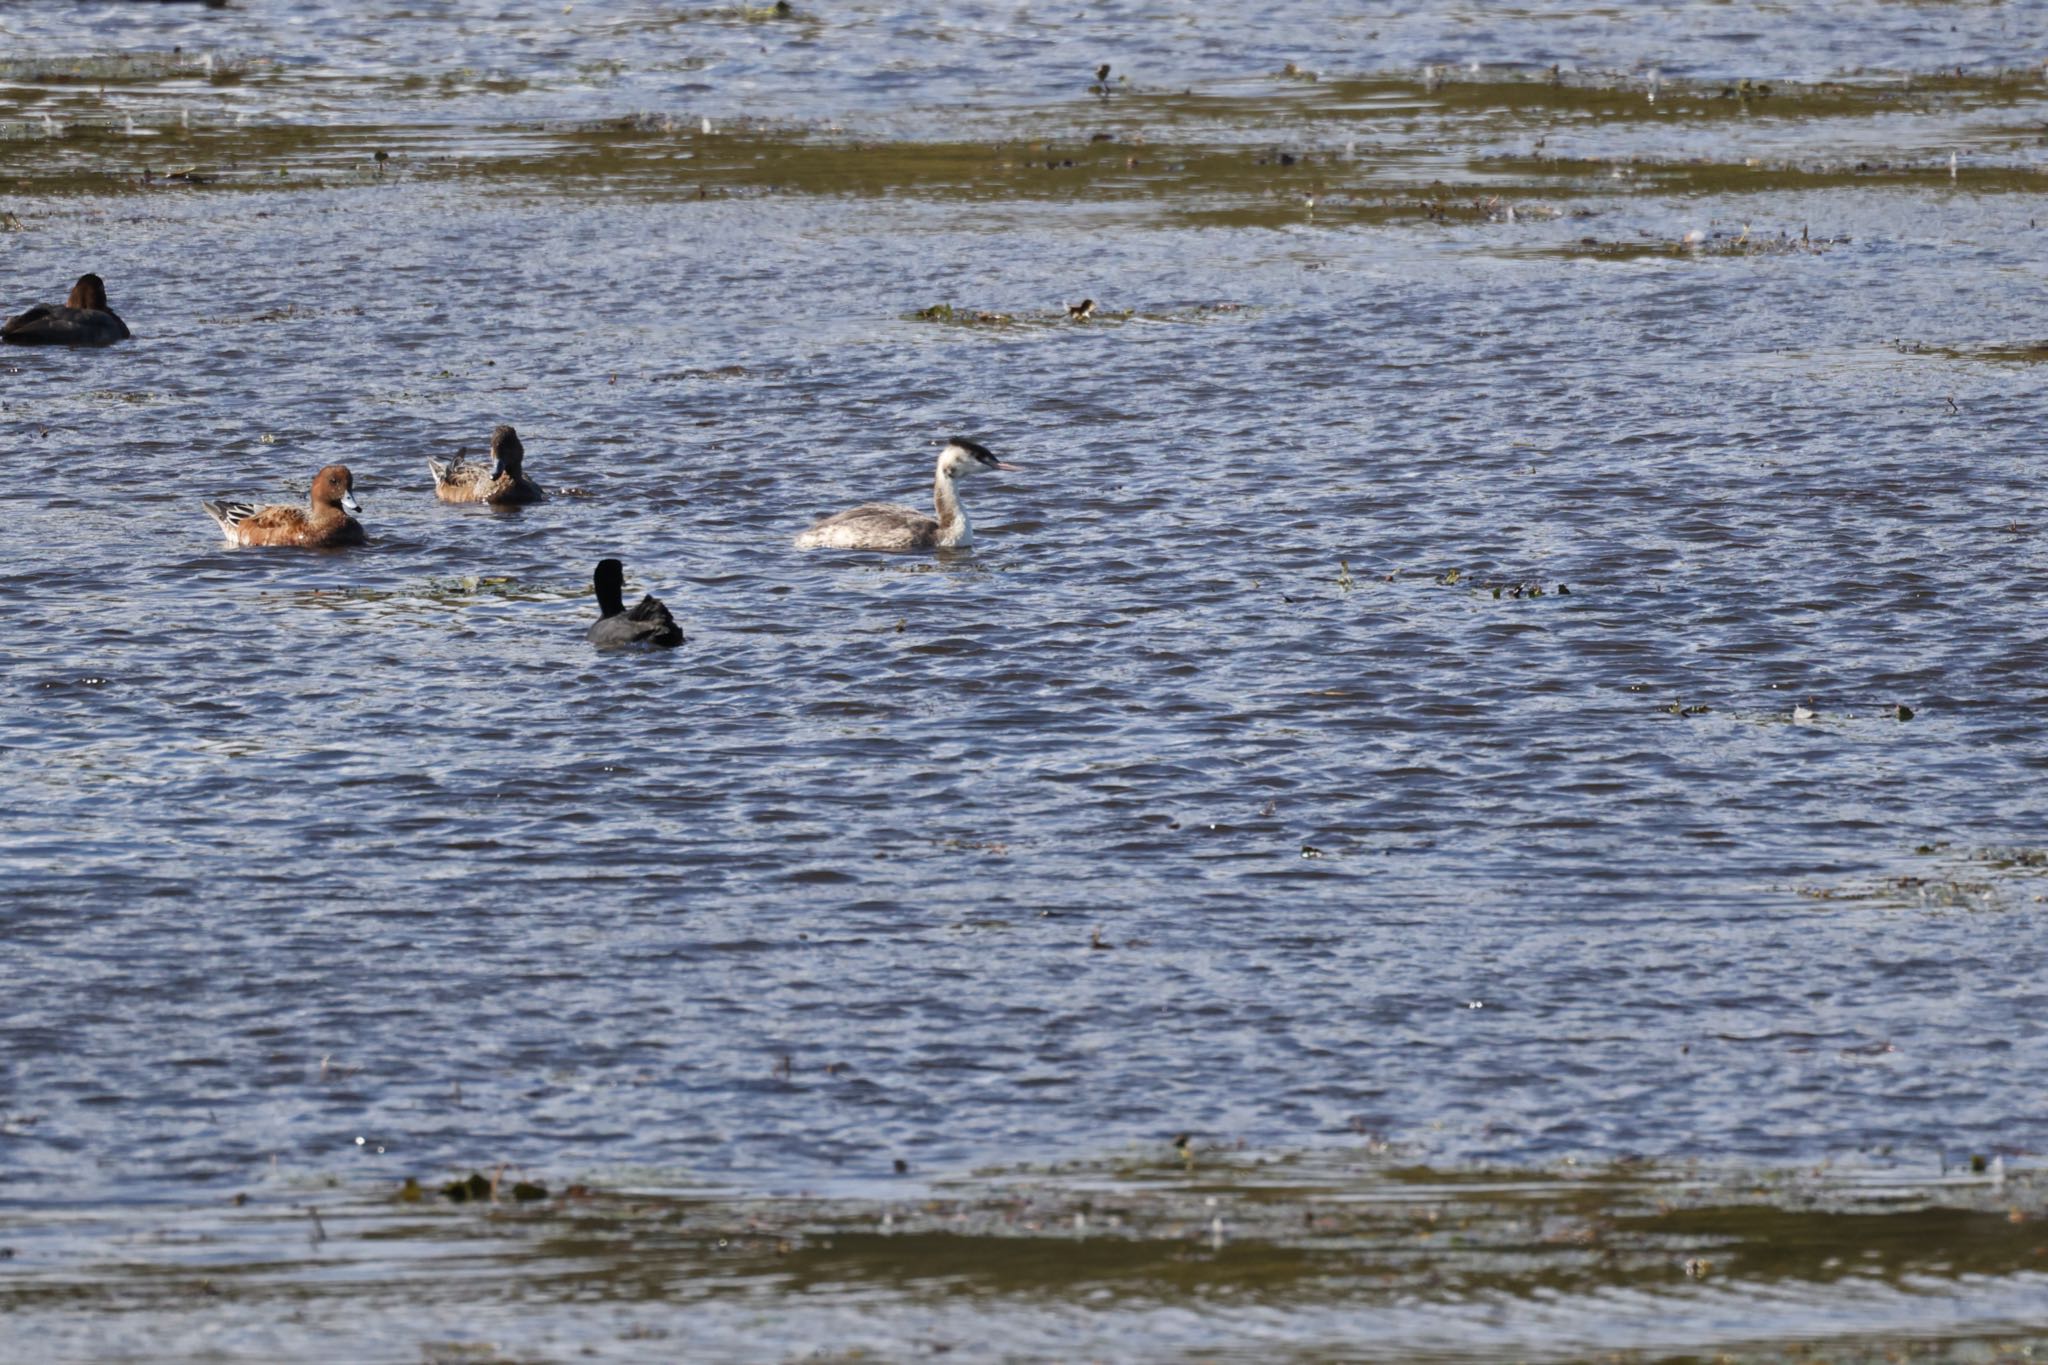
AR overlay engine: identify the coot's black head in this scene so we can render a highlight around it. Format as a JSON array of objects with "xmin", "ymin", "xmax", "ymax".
[{"xmin": 593, "ymin": 558, "xmax": 626, "ymax": 616}]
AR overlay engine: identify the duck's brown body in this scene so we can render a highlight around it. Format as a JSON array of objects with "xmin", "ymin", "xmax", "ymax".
[
  {"xmin": 2, "ymin": 274, "xmax": 131, "ymax": 348},
  {"xmin": 429, "ymin": 424, "xmax": 544, "ymax": 505},
  {"xmin": 203, "ymin": 465, "xmax": 366, "ymax": 548}
]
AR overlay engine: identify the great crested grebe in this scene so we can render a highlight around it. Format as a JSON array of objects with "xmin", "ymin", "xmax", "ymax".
[
  {"xmin": 429, "ymin": 424, "xmax": 544, "ymax": 505},
  {"xmin": 793, "ymin": 437, "xmax": 1020, "ymax": 552},
  {"xmin": 203, "ymin": 465, "xmax": 365, "ymax": 548},
  {"xmin": 587, "ymin": 558, "xmax": 683, "ymax": 649},
  {"xmin": 2, "ymin": 273, "xmax": 131, "ymax": 347}
]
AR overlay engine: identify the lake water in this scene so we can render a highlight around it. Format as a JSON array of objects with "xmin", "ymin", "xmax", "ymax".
[{"xmin": 3, "ymin": 2, "xmax": 2046, "ymax": 1359}]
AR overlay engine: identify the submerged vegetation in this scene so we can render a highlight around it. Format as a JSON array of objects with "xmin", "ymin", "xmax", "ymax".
[
  {"xmin": 4, "ymin": 1152, "xmax": 2040, "ymax": 1357},
  {"xmin": 3, "ymin": 61, "xmax": 2045, "ymax": 222},
  {"xmin": 907, "ymin": 301, "xmax": 1229, "ymax": 328},
  {"xmin": 1798, "ymin": 844, "xmax": 2048, "ymax": 912}
]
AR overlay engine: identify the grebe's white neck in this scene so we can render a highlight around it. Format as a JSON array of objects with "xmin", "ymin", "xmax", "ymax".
[{"xmin": 933, "ymin": 463, "xmax": 971, "ymax": 547}]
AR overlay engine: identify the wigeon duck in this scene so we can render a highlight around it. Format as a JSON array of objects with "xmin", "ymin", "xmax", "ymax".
[
  {"xmin": 203, "ymin": 464, "xmax": 366, "ymax": 548},
  {"xmin": 2, "ymin": 273, "xmax": 132, "ymax": 347},
  {"xmin": 587, "ymin": 558, "xmax": 683, "ymax": 649},
  {"xmin": 428, "ymin": 424, "xmax": 544, "ymax": 506},
  {"xmin": 793, "ymin": 437, "xmax": 1020, "ymax": 552}
]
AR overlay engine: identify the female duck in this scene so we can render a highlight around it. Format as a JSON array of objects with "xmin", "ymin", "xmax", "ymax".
[
  {"xmin": 588, "ymin": 558, "xmax": 683, "ymax": 649},
  {"xmin": 428, "ymin": 424, "xmax": 544, "ymax": 505},
  {"xmin": 203, "ymin": 465, "xmax": 365, "ymax": 548},
  {"xmin": 2, "ymin": 273, "xmax": 131, "ymax": 347},
  {"xmin": 794, "ymin": 437, "xmax": 1020, "ymax": 551}
]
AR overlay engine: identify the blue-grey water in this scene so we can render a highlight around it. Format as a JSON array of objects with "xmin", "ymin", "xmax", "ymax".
[{"xmin": 3, "ymin": 2, "xmax": 2046, "ymax": 1360}]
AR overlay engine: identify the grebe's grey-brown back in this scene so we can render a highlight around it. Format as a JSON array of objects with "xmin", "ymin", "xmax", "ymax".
[{"xmin": 793, "ymin": 437, "xmax": 1020, "ymax": 552}]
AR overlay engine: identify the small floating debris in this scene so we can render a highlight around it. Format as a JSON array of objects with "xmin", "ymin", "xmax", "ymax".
[
  {"xmin": 905, "ymin": 300, "xmax": 1142, "ymax": 328},
  {"xmin": 1898, "ymin": 339, "xmax": 2048, "ymax": 364},
  {"xmin": 1554, "ymin": 225, "xmax": 1850, "ymax": 260},
  {"xmin": 434, "ymin": 1171, "xmax": 548, "ymax": 1204},
  {"xmin": 441, "ymin": 1172, "xmax": 492, "ymax": 1203}
]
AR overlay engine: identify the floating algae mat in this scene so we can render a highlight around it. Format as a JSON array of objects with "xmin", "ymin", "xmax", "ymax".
[
  {"xmin": 2, "ymin": 1155, "xmax": 2042, "ymax": 1360},
  {"xmin": 5, "ymin": 59, "xmax": 2047, "ymax": 208}
]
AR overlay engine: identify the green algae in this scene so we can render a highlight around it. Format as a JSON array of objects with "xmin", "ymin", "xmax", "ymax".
[
  {"xmin": 1899, "ymin": 340, "xmax": 2048, "ymax": 364},
  {"xmin": 6, "ymin": 60, "xmax": 2048, "ymax": 216},
  {"xmin": 905, "ymin": 301, "xmax": 1232, "ymax": 329},
  {"xmin": 1509, "ymin": 226, "xmax": 1853, "ymax": 261},
  {"xmin": 0, "ymin": 121, "xmax": 2033, "ymax": 220},
  {"xmin": 1796, "ymin": 844, "xmax": 2048, "ymax": 912},
  {"xmin": 285, "ymin": 576, "xmax": 566, "ymax": 614},
  {"xmin": 3, "ymin": 1154, "xmax": 2038, "ymax": 1354}
]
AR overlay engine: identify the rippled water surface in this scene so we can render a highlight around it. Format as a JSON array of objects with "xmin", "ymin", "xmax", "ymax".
[{"xmin": 3, "ymin": 1, "xmax": 2047, "ymax": 1359}]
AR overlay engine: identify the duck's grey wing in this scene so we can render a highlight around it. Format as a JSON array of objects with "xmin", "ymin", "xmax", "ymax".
[
  {"xmin": 431, "ymin": 456, "xmax": 492, "ymax": 485},
  {"xmin": 203, "ymin": 499, "xmax": 259, "ymax": 532}
]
